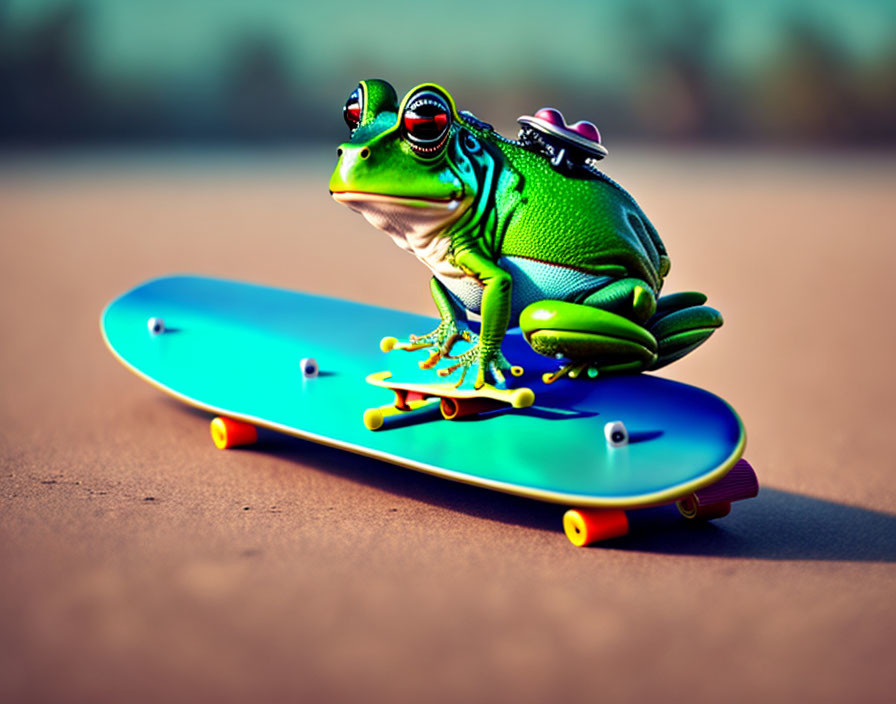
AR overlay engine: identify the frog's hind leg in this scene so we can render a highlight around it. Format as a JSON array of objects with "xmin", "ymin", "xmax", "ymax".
[
  {"xmin": 573, "ymin": 277, "xmax": 658, "ymax": 324},
  {"xmin": 646, "ymin": 292, "xmax": 723, "ymax": 370},
  {"xmin": 519, "ymin": 300, "xmax": 658, "ymax": 382}
]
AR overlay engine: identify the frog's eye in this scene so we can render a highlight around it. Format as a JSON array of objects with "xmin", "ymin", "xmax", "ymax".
[
  {"xmin": 402, "ymin": 91, "xmax": 452, "ymax": 155},
  {"xmin": 343, "ymin": 87, "xmax": 362, "ymax": 131}
]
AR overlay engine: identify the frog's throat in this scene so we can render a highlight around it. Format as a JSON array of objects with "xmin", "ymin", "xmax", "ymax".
[
  {"xmin": 331, "ymin": 192, "xmax": 466, "ymax": 236},
  {"xmin": 331, "ymin": 191, "xmax": 469, "ymax": 250}
]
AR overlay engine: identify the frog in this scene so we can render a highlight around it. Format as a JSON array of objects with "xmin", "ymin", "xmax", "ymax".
[{"xmin": 329, "ymin": 80, "xmax": 723, "ymax": 388}]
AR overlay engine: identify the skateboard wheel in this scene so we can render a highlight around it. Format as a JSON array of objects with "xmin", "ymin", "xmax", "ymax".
[
  {"xmin": 692, "ymin": 458, "xmax": 759, "ymax": 505},
  {"xmin": 604, "ymin": 421, "xmax": 628, "ymax": 447},
  {"xmin": 147, "ymin": 317, "xmax": 165, "ymax": 335},
  {"xmin": 210, "ymin": 417, "xmax": 258, "ymax": 449},
  {"xmin": 300, "ymin": 357, "xmax": 318, "ymax": 378},
  {"xmin": 380, "ymin": 336, "xmax": 398, "ymax": 353},
  {"xmin": 509, "ymin": 387, "xmax": 535, "ymax": 409},
  {"xmin": 676, "ymin": 496, "xmax": 731, "ymax": 520},
  {"xmin": 563, "ymin": 508, "xmax": 629, "ymax": 547},
  {"xmin": 363, "ymin": 407, "xmax": 385, "ymax": 431}
]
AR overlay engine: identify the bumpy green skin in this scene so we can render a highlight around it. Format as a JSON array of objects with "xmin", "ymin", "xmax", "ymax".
[{"xmin": 330, "ymin": 80, "xmax": 723, "ymax": 387}]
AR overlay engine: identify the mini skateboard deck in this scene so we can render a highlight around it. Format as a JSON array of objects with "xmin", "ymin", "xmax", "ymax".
[
  {"xmin": 101, "ymin": 275, "xmax": 758, "ymax": 546},
  {"xmin": 363, "ymin": 371, "xmax": 535, "ymax": 430}
]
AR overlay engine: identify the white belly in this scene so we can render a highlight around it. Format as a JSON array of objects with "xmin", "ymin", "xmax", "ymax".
[{"xmin": 391, "ymin": 228, "xmax": 461, "ymax": 279}]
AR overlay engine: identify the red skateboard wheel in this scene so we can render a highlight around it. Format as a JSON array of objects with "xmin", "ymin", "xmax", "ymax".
[
  {"xmin": 563, "ymin": 508, "xmax": 629, "ymax": 546},
  {"xmin": 210, "ymin": 417, "xmax": 258, "ymax": 449}
]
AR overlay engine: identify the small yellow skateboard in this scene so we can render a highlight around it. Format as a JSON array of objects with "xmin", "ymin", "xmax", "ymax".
[{"xmin": 363, "ymin": 371, "xmax": 535, "ymax": 430}]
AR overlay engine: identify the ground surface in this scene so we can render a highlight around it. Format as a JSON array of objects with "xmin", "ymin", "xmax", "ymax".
[{"xmin": 1, "ymin": 149, "xmax": 894, "ymax": 703}]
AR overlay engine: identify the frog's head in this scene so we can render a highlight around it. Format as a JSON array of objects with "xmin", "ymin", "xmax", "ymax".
[{"xmin": 329, "ymin": 80, "xmax": 496, "ymax": 240}]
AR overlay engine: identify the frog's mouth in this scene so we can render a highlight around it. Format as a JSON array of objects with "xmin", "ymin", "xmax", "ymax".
[{"xmin": 331, "ymin": 191, "xmax": 466, "ymax": 240}]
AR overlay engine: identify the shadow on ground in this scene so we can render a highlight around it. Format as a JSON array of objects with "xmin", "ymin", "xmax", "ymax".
[{"xmin": 172, "ymin": 401, "xmax": 896, "ymax": 563}]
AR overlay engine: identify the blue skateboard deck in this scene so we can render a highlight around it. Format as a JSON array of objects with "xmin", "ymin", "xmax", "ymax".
[{"xmin": 101, "ymin": 275, "xmax": 756, "ymax": 545}]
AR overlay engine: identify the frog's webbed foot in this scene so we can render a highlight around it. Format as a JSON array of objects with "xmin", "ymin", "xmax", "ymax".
[
  {"xmin": 417, "ymin": 331, "xmax": 464, "ymax": 369},
  {"xmin": 438, "ymin": 342, "xmax": 524, "ymax": 389},
  {"xmin": 408, "ymin": 320, "xmax": 457, "ymax": 347},
  {"xmin": 380, "ymin": 321, "xmax": 473, "ymax": 370}
]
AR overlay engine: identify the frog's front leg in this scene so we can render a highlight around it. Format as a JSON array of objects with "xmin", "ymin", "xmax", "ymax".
[
  {"xmin": 413, "ymin": 276, "xmax": 474, "ymax": 369},
  {"xmin": 435, "ymin": 248, "xmax": 522, "ymax": 388}
]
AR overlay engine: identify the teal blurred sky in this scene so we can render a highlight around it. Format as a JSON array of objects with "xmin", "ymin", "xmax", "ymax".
[{"xmin": 2, "ymin": 0, "xmax": 895, "ymax": 146}]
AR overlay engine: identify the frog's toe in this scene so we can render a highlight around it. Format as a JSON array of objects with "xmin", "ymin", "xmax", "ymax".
[
  {"xmin": 418, "ymin": 348, "xmax": 443, "ymax": 369},
  {"xmin": 382, "ymin": 336, "xmax": 433, "ymax": 353},
  {"xmin": 520, "ymin": 301, "xmax": 658, "ymax": 374},
  {"xmin": 647, "ymin": 295, "xmax": 723, "ymax": 370},
  {"xmin": 632, "ymin": 285, "xmax": 657, "ymax": 321}
]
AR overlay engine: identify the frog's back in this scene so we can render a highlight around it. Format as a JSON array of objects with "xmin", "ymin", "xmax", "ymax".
[{"xmin": 495, "ymin": 142, "xmax": 669, "ymax": 292}]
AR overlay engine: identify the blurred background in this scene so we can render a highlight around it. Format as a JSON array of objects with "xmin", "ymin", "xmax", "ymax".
[{"xmin": 1, "ymin": 0, "xmax": 895, "ymax": 149}]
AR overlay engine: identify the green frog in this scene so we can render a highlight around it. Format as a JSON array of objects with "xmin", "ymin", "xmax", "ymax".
[{"xmin": 329, "ymin": 80, "xmax": 722, "ymax": 387}]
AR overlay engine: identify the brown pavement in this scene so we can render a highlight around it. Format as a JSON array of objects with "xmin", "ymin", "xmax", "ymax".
[{"xmin": 1, "ymin": 149, "xmax": 894, "ymax": 703}]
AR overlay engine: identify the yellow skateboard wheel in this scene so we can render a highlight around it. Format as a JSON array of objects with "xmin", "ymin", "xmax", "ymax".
[
  {"xmin": 563, "ymin": 508, "xmax": 629, "ymax": 547},
  {"xmin": 509, "ymin": 387, "xmax": 535, "ymax": 409},
  {"xmin": 380, "ymin": 336, "xmax": 398, "ymax": 353},
  {"xmin": 362, "ymin": 407, "xmax": 385, "ymax": 431},
  {"xmin": 210, "ymin": 417, "xmax": 258, "ymax": 449}
]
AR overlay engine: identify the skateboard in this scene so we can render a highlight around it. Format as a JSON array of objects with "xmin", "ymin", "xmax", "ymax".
[{"xmin": 101, "ymin": 275, "xmax": 758, "ymax": 547}]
